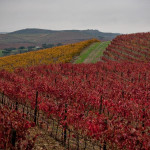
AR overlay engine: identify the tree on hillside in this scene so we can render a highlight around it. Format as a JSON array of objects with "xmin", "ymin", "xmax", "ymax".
[
  {"xmin": 2, "ymin": 50, "xmax": 10, "ymax": 56},
  {"xmin": 19, "ymin": 46, "xmax": 25, "ymax": 49},
  {"xmin": 42, "ymin": 44, "xmax": 47, "ymax": 49},
  {"xmin": 18, "ymin": 46, "xmax": 26, "ymax": 54},
  {"xmin": 42, "ymin": 43, "xmax": 54, "ymax": 49},
  {"xmin": 56, "ymin": 43, "xmax": 62, "ymax": 46},
  {"xmin": 28, "ymin": 46, "xmax": 35, "ymax": 51},
  {"xmin": 4, "ymin": 47, "xmax": 16, "ymax": 51},
  {"xmin": 47, "ymin": 44, "xmax": 54, "ymax": 48}
]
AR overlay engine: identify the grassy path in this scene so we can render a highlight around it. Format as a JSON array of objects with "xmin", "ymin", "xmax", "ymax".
[
  {"xmin": 74, "ymin": 41, "xmax": 110, "ymax": 64},
  {"xmin": 74, "ymin": 42, "xmax": 101, "ymax": 64},
  {"xmin": 90, "ymin": 41, "xmax": 110, "ymax": 63}
]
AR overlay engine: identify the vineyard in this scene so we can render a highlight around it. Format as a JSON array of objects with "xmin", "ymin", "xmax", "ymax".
[
  {"xmin": 0, "ymin": 39, "xmax": 99, "ymax": 72},
  {"xmin": 102, "ymin": 32, "xmax": 150, "ymax": 62},
  {"xmin": 0, "ymin": 32, "xmax": 150, "ymax": 150},
  {"xmin": 0, "ymin": 105, "xmax": 36, "ymax": 149}
]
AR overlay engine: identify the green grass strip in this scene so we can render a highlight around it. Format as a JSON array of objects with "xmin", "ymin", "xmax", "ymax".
[
  {"xmin": 75, "ymin": 42, "xmax": 101, "ymax": 64},
  {"xmin": 91, "ymin": 41, "xmax": 110, "ymax": 63}
]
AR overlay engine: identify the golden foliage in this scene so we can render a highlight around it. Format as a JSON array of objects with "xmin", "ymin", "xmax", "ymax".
[{"xmin": 0, "ymin": 39, "xmax": 99, "ymax": 71}]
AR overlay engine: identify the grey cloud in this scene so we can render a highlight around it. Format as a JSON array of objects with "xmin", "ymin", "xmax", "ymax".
[{"xmin": 0, "ymin": 0, "xmax": 149, "ymax": 33}]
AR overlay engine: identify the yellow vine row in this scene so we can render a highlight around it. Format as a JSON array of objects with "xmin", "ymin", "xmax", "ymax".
[{"xmin": 0, "ymin": 39, "xmax": 99, "ymax": 71}]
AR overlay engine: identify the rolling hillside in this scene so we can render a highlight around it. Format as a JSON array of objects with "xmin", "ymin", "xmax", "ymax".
[
  {"xmin": 0, "ymin": 35, "xmax": 150, "ymax": 150},
  {"xmin": 101, "ymin": 32, "xmax": 150, "ymax": 62},
  {"xmin": 0, "ymin": 28, "xmax": 120, "ymax": 49}
]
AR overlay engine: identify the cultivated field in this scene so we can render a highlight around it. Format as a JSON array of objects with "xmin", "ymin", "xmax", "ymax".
[{"xmin": 0, "ymin": 32, "xmax": 150, "ymax": 150}]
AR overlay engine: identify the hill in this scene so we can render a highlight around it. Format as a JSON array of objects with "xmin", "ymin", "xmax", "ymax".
[
  {"xmin": 0, "ymin": 28, "xmax": 120, "ymax": 49},
  {"xmin": 10, "ymin": 28, "xmax": 57, "ymax": 34},
  {"xmin": 0, "ymin": 32, "xmax": 7, "ymax": 34},
  {"xmin": 101, "ymin": 32, "xmax": 150, "ymax": 62}
]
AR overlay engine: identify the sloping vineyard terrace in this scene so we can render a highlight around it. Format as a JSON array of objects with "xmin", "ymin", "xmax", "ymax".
[
  {"xmin": 0, "ymin": 61, "xmax": 150, "ymax": 150},
  {"xmin": 102, "ymin": 32, "xmax": 150, "ymax": 62}
]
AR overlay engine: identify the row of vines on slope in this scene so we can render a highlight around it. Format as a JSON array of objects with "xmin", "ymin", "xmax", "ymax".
[
  {"xmin": 0, "ymin": 39, "xmax": 99, "ymax": 150},
  {"xmin": 102, "ymin": 32, "xmax": 150, "ymax": 62},
  {"xmin": 0, "ymin": 39, "xmax": 99, "ymax": 72},
  {"xmin": 0, "ymin": 61, "xmax": 150, "ymax": 150}
]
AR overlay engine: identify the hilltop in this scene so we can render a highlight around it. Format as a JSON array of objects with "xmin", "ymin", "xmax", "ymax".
[{"xmin": 0, "ymin": 28, "xmax": 120, "ymax": 49}]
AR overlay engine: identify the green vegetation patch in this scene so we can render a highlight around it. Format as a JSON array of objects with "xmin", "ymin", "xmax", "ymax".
[
  {"xmin": 75, "ymin": 42, "xmax": 101, "ymax": 64},
  {"xmin": 0, "ymin": 50, "xmax": 3, "ymax": 57},
  {"xmin": 91, "ymin": 41, "xmax": 110, "ymax": 63}
]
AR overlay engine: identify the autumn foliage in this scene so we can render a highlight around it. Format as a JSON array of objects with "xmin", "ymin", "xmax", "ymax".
[
  {"xmin": 0, "ymin": 33, "xmax": 150, "ymax": 149},
  {"xmin": 102, "ymin": 32, "xmax": 150, "ymax": 62},
  {"xmin": 0, "ymin": 39, "xmax": 99, "ymax": 71},
  {"xmin": 0, "ymin": 61, "xmax": 150, "ymax": 149},
  {"xmin": 0, "ymin": 106, "xmax": 36, "ymax": 150}
]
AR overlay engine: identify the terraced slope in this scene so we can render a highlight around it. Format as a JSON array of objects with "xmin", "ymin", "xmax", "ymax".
[{"xmin": 102, "ymin": 32, "xmax": 150, "ymax": 62}]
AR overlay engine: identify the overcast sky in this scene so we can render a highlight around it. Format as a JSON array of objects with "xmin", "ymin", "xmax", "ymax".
[{"xmin": 0, "ymin": 0, "xmax": 150, "ymax": 33}]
